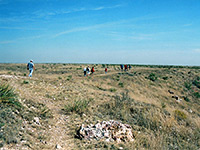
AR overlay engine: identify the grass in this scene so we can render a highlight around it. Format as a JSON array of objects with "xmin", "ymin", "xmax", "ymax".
[
  {"xmin": 146, "ymin": 73, "xmax": 157, "ymax": 81},
  {"xmin": 64, "ymin": 99, "xmax": 93, "ymax": 115},
  {"xmin": 0, "ymin": 83, "xmax": 22, "ymax": 147},
  {"xmin": 0, "ymin": 63, "xmax": 200, "ymax": 149}
]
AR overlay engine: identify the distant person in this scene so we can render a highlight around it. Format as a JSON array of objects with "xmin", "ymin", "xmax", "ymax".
[
  {"xmin": 86, "ymin": 66, "xmax": 90, "ymax": 76},
  {"xmin": 120, "ymin": 64, "xmax": 123, "ymax": 71},
  {"xmin": 105, "ymin": 68, "xmax": 107, "ymax": 74},
  {"xmin": 128, "ymin": 65, "xmax": 132, "ymax": 70},
  {"xmin": 27, "ymin": 60, "xmax": 35, "ymax": 77},
  {"xmin": 124, "ymin": 65, "xmax": 128, "ymax": 71},
  {"xmin": 83, "ymin": 67, "xmax": 87, "ymax": 76},
  {"xmin": 91, "ymin": 67, "xmax": 95, "ymax": 74}
]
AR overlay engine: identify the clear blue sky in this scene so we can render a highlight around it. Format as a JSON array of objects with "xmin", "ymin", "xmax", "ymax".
[{"xmin": 0, "ymin": 0, "xmax": 200, "ymax": 65}]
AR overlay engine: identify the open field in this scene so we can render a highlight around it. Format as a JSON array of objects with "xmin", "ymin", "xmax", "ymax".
[{"xmin": 0, "ymin": 63, "xmax": 200, "ymax": 150}]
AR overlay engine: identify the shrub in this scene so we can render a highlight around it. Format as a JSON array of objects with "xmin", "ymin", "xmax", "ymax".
[
  {"xmin": 0, "ymin": 84, "xmax": 22, "ymax": 147},
  {"xmin": 147, "ymin": 73, "xmax": 157, "ymax": 81},
  {"xmin": 184, "ymin": 82, "xmax": 192, "ymax": 90},
  {"xmin": 162, "ymin": 76, "xmax": 168, "ymax": 80},
  {"xmin": 174, "ymin": 110, "xmax": 187, "ymax": 121},
  {"xmin": 64, "ymin": 99, "xmax": 92, "ymax": 115},
  {"xmin": 23, "ymin": 73, "xmax": 26, "ymax": 76},
  {"xmin": 0, "ymin": 84, "xmax": 21, "ymax": 108},
  {"xmin": 23, "ymin": 80, "xmax": 29, "ymax": 84},
  {"xmin": 193, "ymin": 80, "xmax": 200, "ymax": 89},
  {"xmin": 193, "ymin": 92, "xmax": 200, "ymax": 98},
  {"xmin": 118, "ymin": 82, "xmax": 124, "ymax": 88},
  {"xmin": 109, "ymin": 88, "xmax": 117, "ymax": 92}
]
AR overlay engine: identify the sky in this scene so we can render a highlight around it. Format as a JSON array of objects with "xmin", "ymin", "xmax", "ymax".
[{"xmin": 0, "ymin": 0, "xmax": 200, "ymax": 65}]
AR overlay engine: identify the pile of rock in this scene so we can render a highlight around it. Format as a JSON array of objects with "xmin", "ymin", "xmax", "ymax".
[{"xmin": 78, "ymin": 120, "xmax": 134, "ymax": 143}]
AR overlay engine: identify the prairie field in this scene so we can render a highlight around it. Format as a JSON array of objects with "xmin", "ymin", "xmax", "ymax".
[{"xmin": 0, "ymin": 63, "xmax": 200, "ymax": 150}]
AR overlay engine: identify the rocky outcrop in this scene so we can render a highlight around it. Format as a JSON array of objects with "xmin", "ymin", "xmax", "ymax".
[{"xmin": 77, "ymin": 120, "xmax": 134, "ymax": 143}]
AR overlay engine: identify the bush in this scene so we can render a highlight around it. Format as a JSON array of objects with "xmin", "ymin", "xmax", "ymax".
[
  {"xmin": 0, "ymin": 84, "xmax": 22, "ymax": 147},
  {"xmin": 193, "ymin": 92, "xmax": 200, "ymax": 98},
  {"xmin": 174, "ymin": 110, "xmax": 187, "ymax": 121},
  {"xmin": 0, "ymin": 84, "xmax": 21, "ymax": 108},
  {"xmin": 184, "ymin": 82, "xmax": 192, "ymax": 90},
  {"xmin": 147, "ymin": 73, "xmax": 157, "ymax": 81},
  {"xmin": 118, "ymin": 82, "xmax": 124, "ymax": 88},
  {"xmin": 64, "ymin": 99, "xmax": 92, "ymax": 115},
  {"xmin": 162, "ymin": 76, "xmax": 168, "ymax": 80},
  {"xmin": 193, "ymin": 80, "xmax": 200, "ymax": 89},
  {"xmin": 23, "ymin": 80, "xmax": 29, "ymax": 84}
]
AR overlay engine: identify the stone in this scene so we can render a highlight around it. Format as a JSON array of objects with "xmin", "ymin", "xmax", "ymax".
[
  {"xmin": 33, "ymin": 117, "xmax": 40, "ymax": 125},
  {"xmin": 77, "ymin": 120, "xmax": 134, "ymax": 142},
  {"xmin": 56, "ymin": 144, "xmax": 62, "ymax": 149}
]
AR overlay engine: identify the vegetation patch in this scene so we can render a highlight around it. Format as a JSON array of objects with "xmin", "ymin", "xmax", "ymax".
[
  {"xmin": 146, "ymin": 73, "xmax": 157, "ymax": 81},
  {"xmin": 64, "ymin": 99, "xmax": 93, "ymax": 115},
  {"xmin": 0, "ymin": 84, "xmax": 22, "ymax": 147}
]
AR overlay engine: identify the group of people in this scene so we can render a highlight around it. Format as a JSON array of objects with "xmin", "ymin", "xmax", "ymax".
[
  {"xmin": 120, "ymin": 64, "xmax": 131, "ymax": 71},
  {"xmin": 83, "ymin": 66, "xmax": 95, "ymax": 76},
  {"xmin": 27, "ymin": 60, "xmax": 132, "ymax": 78}
]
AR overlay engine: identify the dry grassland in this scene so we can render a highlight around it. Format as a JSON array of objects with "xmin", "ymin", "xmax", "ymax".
[{"xmin": 0, "ymin": 63, "xmax": 199, "ymax": 150}]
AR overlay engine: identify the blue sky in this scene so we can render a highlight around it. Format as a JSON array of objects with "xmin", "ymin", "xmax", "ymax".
[{"xmin": 0, "ymin": 0, "xmax": 200, "ymax": 65}]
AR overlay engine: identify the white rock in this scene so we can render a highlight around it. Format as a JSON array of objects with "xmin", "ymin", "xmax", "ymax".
[{"xmin": 56, "ymin": 144, "xmax": 62, "ymax": 149}]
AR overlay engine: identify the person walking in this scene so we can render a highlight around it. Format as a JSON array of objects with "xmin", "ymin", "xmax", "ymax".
[
  {"xmin": 86, "ymin": 66, "xmax": 90, "ymax": 76},
  {"xmin": 83, "ymin": 67, "xmax": 87, "ymax": 76},
  {"xmin": 120, "ymin": 64, "xmax": 124, "ymax": 71},
  {"xmin": 105, "ymin": 68, "xmax": 107, "ymax": 74},
  {"xmin": 91, "ymin": 67, "xmax": 95, "ymax": 74},
  {"xmin": 27, "ymin": 60, "xmax": 35, "ymax": 77},
  {"xmin": 124, "ymin": 65, "xmax": 128, "ymax": 71}
]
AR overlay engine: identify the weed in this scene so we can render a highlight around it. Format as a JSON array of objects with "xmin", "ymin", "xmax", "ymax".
[
  {"xmin": 0, "ymin": 84, "xmax": 22, "ymax": 147},
  {"xmin": 161, "ymin": 102, "xmax": 166, "ymax": 108},
  {"xmin": 23, "ymin": 80, "xmax": 29, "ymax": 84},
  {"xmin": 109, "ymin": 88, "xmax": 117, "ymax": 92},
  {"xmin": 64, "ymin": 99, "xmax": 92, "ymax": 115},
  {"xmin": 184, "ymin": 82, "xmax": 192, "ymax": 90},
  {"xmin": 193, "ymin": 92, "xmax": 200, "ymax": 98},
  {"xmin": 118, "ymin": 82, "xmax": 124, "ymax": 88},
  {"xmin": 146, "ymin": 73, "xmax": 157, "ymax": 81},
  {"xmin": 162, "ymin": 76, "xmax": 168, "ymax": 80},
  {"xmin": 66, "ymin": 75, "xmax": 72, "ymax": 81},
  {"xmin": 184, "ymin": 97, "xmax": 190, "ymax": 102},
  {"xmin": 174, "ymin": 110, "xmax": 187, "ymax": 121},
  {"xmin": 193, "ymin": 80, "xmax": 200, "ymax": 89}
]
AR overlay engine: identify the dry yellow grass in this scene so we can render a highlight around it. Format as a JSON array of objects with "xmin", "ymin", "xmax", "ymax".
[{"xmin": 0, "ymin": 63, "xmax": 199, "ymax": 149}]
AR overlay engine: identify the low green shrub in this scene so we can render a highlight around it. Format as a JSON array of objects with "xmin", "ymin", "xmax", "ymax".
[
  {"xmin": 147, "ymin": 73, "xmax": 157, "ymax": 81},
  {"xmin": 64, "ymin": 99, "xmax": 92, "ymax": 115},
  {"xmin": 174, "ymin": 110, "xmax": 187, "ymax": 121}
]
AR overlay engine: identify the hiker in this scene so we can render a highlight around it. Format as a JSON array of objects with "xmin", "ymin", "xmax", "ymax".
[
  {"xmin": 27, "ymin": 60, "xmax": 35, "ymax": 77},
  {"xmin": 128, "ymin": 65, "xmax": 132, "ymax": 70},
  {"xmin": 83, "ymin": 67, "xmax": 87, "ymax": 76},
  {"xmin": 124, "ymin": 65, "xmax": 128, "ymax": 71},
  {"xmin": 105, "ymin": 68, "xmax": 107, "ymax": 74},
  {"xmin": 91, "ymin": 67, "xmax": 95, "ymax": 74},
  {"xmin": 120, "ymin": 64, "xmax": 123, "ymax": 71},
  {"xmin": 86, "ymin": 66, "xmax": 90, "ymax": 76}
]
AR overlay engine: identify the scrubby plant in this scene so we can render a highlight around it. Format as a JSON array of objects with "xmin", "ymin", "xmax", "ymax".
[
  {"xmin": 0, "ymin": 84, "xmax": 22, "ymax": 147},
  {"xmin": 109, "ymin": 88, "xmax": 117, "ymax": 92},
  {"xmin": 174, "ymin": 110, "xmax": 187, "ymax": 121},
  {"xmin": 162, "ymin": 76, "xmax": 168, "ymax": 80},
  {"xmin": 193, "ymin": 92, "xmax": 200, "ymax": 98},
  {"xmin": 193, "ymin": 80, "xmax": 200, "ymax": 89},
  {"xmin": 64, "ymin": 99, "xmax": 92, "ymax": 115},
  {"xmin": 23, "ymin": 80, "xmax": 29, "ymax": 84},
  {"xmin": 184, "ymin": 82, "xmax": 192, "ymax": 90},
  {"xmin": 147, "ymin": 73, "xmax": 157, "ymax": 81},
  {"xmin": 0, "ymin": 84, "xmax": 21, "ymax": 108},
  {"xmin": 118, "ymin": 82, "xmax": 124, "ymax": 88}
]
